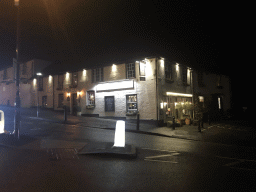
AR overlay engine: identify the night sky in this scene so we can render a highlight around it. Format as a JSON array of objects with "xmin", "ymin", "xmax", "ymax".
[{"xmin": 0, "ymin": 0, "xmax": 251, "ymax": 108}]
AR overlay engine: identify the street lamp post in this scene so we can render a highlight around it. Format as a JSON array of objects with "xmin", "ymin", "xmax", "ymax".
[
  {"xmin": 36, "ymin": 73, "xmax": 42, "ymax": 117},
  {"xmin": 14, "ymin": 0, "xmax": 20, "ymax": 139}
]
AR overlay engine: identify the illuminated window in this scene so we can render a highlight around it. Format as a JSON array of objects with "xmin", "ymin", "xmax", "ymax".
[
  {"xmin": 199, "ymin": 96, "xmax": 204, "ymax": 102},
  {"xmin": 92, "ymin": 68, "xmax": 103, "ymax": 83},
  {"xmin": 87, "ymin": 91, "xmax": 95, "ymax": 105},
  {"xmin": 126, "ymin": 63, "xmax": 136, "ymax": 78},
  {"xmin": 58, "ymin": 94, "xmax": 64, "ymax": 108},
  {"xmin": 126, "ymin": 94, "xmax": 137, "ymax": 113}
]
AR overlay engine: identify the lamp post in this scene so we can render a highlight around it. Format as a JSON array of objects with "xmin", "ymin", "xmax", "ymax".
[
  {"xmin": 14, "ymin": 0, "xmax": 20, "ymax": 139},
  {"xmin": 36, "ymin": 73, "xmax": 42, "ymax": 117}
]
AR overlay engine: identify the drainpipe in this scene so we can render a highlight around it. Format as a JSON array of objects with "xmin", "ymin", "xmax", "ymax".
[
  {"xmin": 192, "ymin": 69, "xmax": 194, "ymax": 119},
  {"xmin": 155, "ymin": 58, "xmax": 159, "ymax": 124},
  {"xmin": 53, "ymin": 75, "xmax": 54, "ymax": 110}
]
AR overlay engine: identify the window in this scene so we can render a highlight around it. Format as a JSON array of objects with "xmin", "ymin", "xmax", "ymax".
[
  {"xmin": 57, "ymin": 74, "xmax": 63, "ymax": 90},
  {"xmin": 58, "ymin": 94, "xmax": 64, "ymax": 108},
  {"xmin": 105, "ymin": 96, "xmax": 115, "ymax": 112},
  {"xmin": 92, "ymin": 68, "xmax": 103, "ymax": 83},
  {"xmin": 182, "ymin": 66, "xmax": 187, "ymax": 85},
  {"xmin": 71, "ymin": 72, "xmax": 78, "ymax": 87},
  {"xmin": 126, "ymin": 63, "xmax": 136, "ymax": 78},
  {"xmin": 126, "ymin": 94, "xmax": 137, "ymax": 115},
  {"xmin": 139, "ymin": 61, "xmax": 146, "ymax": 81},
  {"xmin": 22, "ymin": 63, "xmax": 27, "ymax": 75},
  {"xmin": 165, "ymin": 62, "xmax": 173, "ymax": 80},
  {"xmin": 198, "ymin": 72, "xmax": 204, "ymax": 87},
  {"xmin": 87, "ymin": 91, "xmax": 95, "ymax": 106},
  {"xmin": 38, "ymin": 76, "xmax": 43, "ymax": 91},
  {"xmin": 3, "ymin": 69, "xmax": 7, "ymax": 80},
  {"xmin": 42, "ymin": 96, "xmax": 47, "ymax": 108}
]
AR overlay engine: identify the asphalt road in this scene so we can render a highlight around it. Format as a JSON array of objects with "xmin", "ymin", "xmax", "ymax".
[{"xmin": 0, "ymin": 107, "xmax": 255, "ymax": 191}]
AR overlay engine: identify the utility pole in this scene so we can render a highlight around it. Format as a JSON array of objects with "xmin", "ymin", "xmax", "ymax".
[{"xmin": 14, "ymin": 0, "xmax": 21, "ymax": 139}]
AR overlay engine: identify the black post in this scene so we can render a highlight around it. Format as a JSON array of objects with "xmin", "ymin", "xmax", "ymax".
[
  {"xmin": 198, "ymin": 119, "xmax": 201, "ymax": 132},
  {"xmin": 14, "ymin": 1, "xmax": 21, "ymax": 139},
  {"xmin": 172, "ymin": 116, "xmax": 175, "ymax": 130},
  {"xmin": 136, "ymin": 112, "xmax": 140, "ymax": 131},
  {"xmin": 64, "ymin": 105, "xmax": 67, "ymax": 122}
]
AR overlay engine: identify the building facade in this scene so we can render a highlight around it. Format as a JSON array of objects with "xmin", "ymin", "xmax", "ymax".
[{"xmin": 0, "ymin": 57, "xmax": 231, "ymax": 125}]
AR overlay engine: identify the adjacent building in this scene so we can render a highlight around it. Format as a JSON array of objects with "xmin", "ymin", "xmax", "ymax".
[{"xmin": 0, "ymin": 57, "xmax": 231, "ymax": 125}]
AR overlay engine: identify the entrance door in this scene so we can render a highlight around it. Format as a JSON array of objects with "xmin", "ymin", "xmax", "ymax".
[{"xmin": 72, "ymin": 93, "xmax": 77, "ymax": 115}]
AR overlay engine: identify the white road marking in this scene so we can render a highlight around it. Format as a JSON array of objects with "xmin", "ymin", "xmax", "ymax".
[
  {"xmin": 145, "ymin": 153, "xmax": 179, "ymax": 159},
  {"xmin": 144, "ymin": 159, "xmax": 178, "ymax": 163},
  {"xmin": 143, "ymin": 148, "xmax": 180, "ymax": 163}
]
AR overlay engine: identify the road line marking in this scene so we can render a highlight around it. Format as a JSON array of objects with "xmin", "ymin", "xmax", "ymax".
[
  {"xmin": 224, "ymin": 161, "xmax": 243, "ymax": 167},
  {"xmin": 216, "ymin": 156, "xmax": 256, "ymax": 162},
  {"xmin": 144, "ymin": 159, "xmax": 178, "ymax": 163},
  {"xmin": 145, "ymin": 153, "xmax": 179, "ymax": 159},
  {"xmin": 141, "ymin": 148, "xmax": 177, "ymax": 153}
]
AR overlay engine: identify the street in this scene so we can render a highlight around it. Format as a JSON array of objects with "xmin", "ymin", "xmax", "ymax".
[{"xmin": 0, "ymin": 107, "xmax": 255, "ymax": 191}]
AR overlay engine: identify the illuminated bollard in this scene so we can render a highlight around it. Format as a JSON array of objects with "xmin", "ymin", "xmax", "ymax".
[
  {"xmin": 113, "ymin": 120, "xmax": 125, "ymax": 147},
  {"xmin": 0, "ymin": 110, "xmax": 5, "ymax": 134}
]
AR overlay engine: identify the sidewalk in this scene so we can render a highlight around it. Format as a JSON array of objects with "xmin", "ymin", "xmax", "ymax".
[{"xmin": 1, "ymin": 107, "xmax": 250, "ymax": 149}]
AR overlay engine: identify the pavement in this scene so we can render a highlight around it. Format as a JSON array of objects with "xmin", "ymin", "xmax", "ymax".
[{"xmin": 0, "ymin": 107, "xmax": 255, "ymax": 151}]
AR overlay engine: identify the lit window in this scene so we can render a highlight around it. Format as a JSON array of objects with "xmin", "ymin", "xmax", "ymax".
[
  {"xmin": 199, "ymin": 96, "xmax": 204, "ymax": 102},
  {"xmin": 87, "ymin": 91, "xmax": 95, "ymax": 105},
  {"xmin": 126, "ymin": 94, "xmax": 137, "ymax": 113}
]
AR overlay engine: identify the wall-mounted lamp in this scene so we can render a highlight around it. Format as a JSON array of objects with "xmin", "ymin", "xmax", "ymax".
[
  {"xmin": 160, "ymin": 102, "xmax": 164, "ymax": 109},
  {"xmin": 67, "ymin": 93, "xmax": 70, "ymax": 101},
  {"xmin": 176, "ymin": 63, "xmax": 179, "ymax": 71},
  {"xmin": 112, "ymin": 64, "xmax": 117, "ymax": 72}
]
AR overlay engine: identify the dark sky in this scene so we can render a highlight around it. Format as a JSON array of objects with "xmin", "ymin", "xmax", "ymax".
[{"xmin": 0, "ymin": 0, "xmax": 251, "ymax": 107}]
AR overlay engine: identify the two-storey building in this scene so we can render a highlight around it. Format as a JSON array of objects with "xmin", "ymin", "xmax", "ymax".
[{"xmin": 0, "ymin": 56, "xmax": 231, "ymax": 125}]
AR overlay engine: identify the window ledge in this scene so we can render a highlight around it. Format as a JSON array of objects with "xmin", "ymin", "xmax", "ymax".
[
  {"xmin": 86, "ymin": 105, "xmax": 95, "ymax": 109},
  {"xmin": 165, "ymin": 78, "xmax": 174, "ymax": 83},
  {"xmin": 126, "ymin": 111, "xmax": 137, "ymax": 116}
]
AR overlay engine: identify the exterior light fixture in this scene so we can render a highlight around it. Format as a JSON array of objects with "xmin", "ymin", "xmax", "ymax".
[
  {"xmin": 36, "ymin": 72, "xmax": 42, "ymax": 76},
  {"xmin": 176, "ymin": 63, "xmax": 179, "ymax": 71},
  {"xmin": 112, "ymin": 64, "xmax": 117, "ymax": 72},
  {"xmin": 160, "ymin": 102, "xmax": 164, "ymax": 109}
]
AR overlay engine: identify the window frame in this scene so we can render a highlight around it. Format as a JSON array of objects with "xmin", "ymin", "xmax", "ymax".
[
  {"xmin": 87, "ymin": 91, "xmax": 95, "ymax": 106},
  {"xmin": 126, "ymin": 94, "xmax": 138, "ymax": 115},
  {"xmin": 126, "ymin": 63, "xmax": 136, "ymax": 79},
  {"xmin": 58, "ymin": 94, "xmax": 64, "ymax": 108},
  {"xmin": 92, "ymin": 68, "xmax": 103, "ymax": 83}
]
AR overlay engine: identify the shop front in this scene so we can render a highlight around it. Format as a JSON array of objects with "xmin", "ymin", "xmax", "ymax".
[{"xmin": 162, "ymin": 92, "xmax": 193, "ymax": 125}]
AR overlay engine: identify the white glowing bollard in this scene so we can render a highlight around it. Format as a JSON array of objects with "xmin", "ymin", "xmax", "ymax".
[
  {"xmin": 113, "ymin": 120, "xmax": 125, "ymax": 147},
  {"xmin": 0, "ymin": 110, "xmax": 5, "ymax": 134}
]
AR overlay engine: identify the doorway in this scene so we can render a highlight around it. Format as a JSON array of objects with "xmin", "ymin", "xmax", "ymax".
[{"xmin": 71, "ymin": 93, "xmax": 77, "ymax": 115}]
